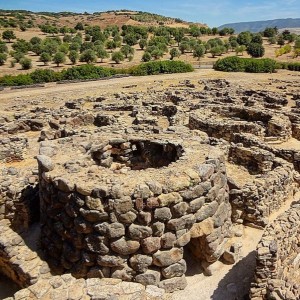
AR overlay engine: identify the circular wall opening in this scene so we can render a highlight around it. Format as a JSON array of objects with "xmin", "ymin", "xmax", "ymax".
[{"xmin": 92, "ymin": 140, "xmax": 183, "ymax": 170}]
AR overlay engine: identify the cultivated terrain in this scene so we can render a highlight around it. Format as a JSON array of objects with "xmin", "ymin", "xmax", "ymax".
[{"xmin": 0, "ymin": 10, "xmax": 299, "ymax": 80}]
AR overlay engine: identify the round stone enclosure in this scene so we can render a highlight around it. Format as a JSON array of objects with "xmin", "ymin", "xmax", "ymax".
[{"xmin": 37, "ymin": 132, "xmax": 232, "ymax": 292}]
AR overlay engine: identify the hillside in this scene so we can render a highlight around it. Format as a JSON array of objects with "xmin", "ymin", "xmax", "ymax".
[
  {"xmin": 0, "ymin": 9, "xmax": 206, "ymax": 29},
  {"xmin": 219, "ymin": 18, "xmax": 300, "ymax": 33}
]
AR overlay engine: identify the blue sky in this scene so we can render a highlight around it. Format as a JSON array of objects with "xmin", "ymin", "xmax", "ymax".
[{"xmin": 0, "ymin": 0, "xmax": 299, "ymax": 27}]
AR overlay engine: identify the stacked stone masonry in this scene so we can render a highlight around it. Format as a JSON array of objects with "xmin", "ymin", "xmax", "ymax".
[
  {"xmin": 0, "ymin": 136, "xmax": 28, "ymax": 163},
  {"xmin": 250, "ymin": 202, "xmax": 300, "ymax": 299},
  {"xmin": 1, "ymin": 77, "xmax": 300, "ymax": 299},
  {"xmin": 37, "ymin": 133, "xmax": 233, "ymax": 291}
]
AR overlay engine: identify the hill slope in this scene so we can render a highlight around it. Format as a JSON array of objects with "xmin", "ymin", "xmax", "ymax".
[
  {"xmin": 219, "ymin": 18, "xmax": 300, "ymax": 33},
  {"xmin": 0, "ymin": 9, "xmax": 206, "ymax": 29}
]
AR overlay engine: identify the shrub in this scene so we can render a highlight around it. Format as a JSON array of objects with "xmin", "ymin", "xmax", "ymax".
[
  {"xmin": 30, "ymin": 69, "xmax": 60, "ymax": 83},
  {"xmin": 10, "ymin": 60, "xmax": 16, "ymax": 68},
  {"xmin": 0, "ymin": 74, "xmax": 33, "ymax": 86},
  {"xmin": 0, "ymin": 60, "xmax": 193, "ymax": 86},
  {"xmin": 19, "ymin": 57, "xmax": 32, "ymax": 70},
  {"xmin": 40, "ymin": 52, "xmax": 52, "ymax": 65},
  {"xmin": 61, "ymin": 64, "xmax": 116, "ymax": 80},
  {"xmin": 214, "ymin": 56, "xmax": 276, "ymax": 73},
  {"xmin": 247, "ymin": 43, "xmax": 265, "ymax": 57},
  {"xmin": 286, "ymin": 62, "xmax": 300, "ymax": 71},
  {"xmin": 129, "ymin": 60, "xmax": 193, "ymax": 76},
  {"xmin": 142, "ymin": 52, "xmax": 151, "ymax": 62},
  {"xmin": 53, "ymin": 52, "xmax": 66, "ymax": 67},
  {"xmin": 68, "ymin": 50, "xmax": 79, "ymax": 65},
  {"xmin": 244, "ymin": 58, "xmax": 276, "ymax": 73},
  {"xmin": 0, "ymin": 42, "xmax": 8, "ymax": 53},
  {"xmin": 80, "ymin": 49, "xmax": 97, "ymax": 64},
  {"xmin": 111, "ymin": 51, "xmax": 125, "ymax": 64},
  {"xmin": 0, "ymin": 53, "xmax": 7, "ymax": 65},
  {"xmin": 12, "ymin": 52, "xmax": 25, "ymax": 63}
]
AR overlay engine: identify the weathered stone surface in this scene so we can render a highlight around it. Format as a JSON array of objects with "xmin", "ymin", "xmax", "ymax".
[
  {"xmin": 158, "ymin": 192, "xmax": 182, "ymax": 207},
  {"xmin": 153, "ymin": 248, "xmax": 183, "ymax": 267},
  {"xmin": 190, "ymin": 218, "xmax": 214, "ymax": 238},
  {"xmin": 97, "ymin": 255, "xmax": 126, "ymax": 267},
  {"xmin": 128, "ymin": 224, "xmax": 152, "ymax": 240},
  {"xmin": 152, "ymin": 222, "xmax": 165, "ymax": 237},
  {"xmin": 111, "ymin": 238, "xmax": 140, "ymax": 255},
  {"xmin": 107, "ymin": 222, "xmax": 125, "ymax": 239},
  {"xmin": 189, "ymin": 197, "xmax": 205, "ymax": 213},
  {"xmin": 154, "ymin": 207, "xmax": 172, "ymax": 222},
  {"xmin": 158, "ymin": 275, "xmax": 187, "ymax": 292},
  {"xmin": 85, "ymin": 235, "xmax": 109, "ymax": 254},
  {"xmin": 36, "ymin": 155, "xmax": 54, "ymax": 172},
  {"xmin": 161, "ymin": 232, "xmax": 176, "ymax": 249},
  {"xmin": 161, "ymin": 259, "xmax": 187, "ymax": 279},
  {"xmin": 141, "ymin": 237, "xmax": 161, "ymax": 254},
  {"xmin": 111, "ymin": 265, "xmax": 135, "ymax": 281},
  {"xmin": 79, "ymin": 208, "xmax": 109, "ymax": 223},
  {"xmin": 135, "ymin": 270, "xmax": 161, "ymax": 286},
  {"xmin": 114, "ymin": 197, "xmax": 133, "ymax": 214},
  {"xmin": 129, "ymin": 254, "xmax": 153, "ymax": 272},
  {"xmin": 195, "ymin": 201, "xmax": 219, "ymax": 222}
]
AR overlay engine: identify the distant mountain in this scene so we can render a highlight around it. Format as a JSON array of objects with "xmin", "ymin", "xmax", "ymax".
[{"xmin": 219, "ymin": 18, "xmax": 300, "ymax": 33}]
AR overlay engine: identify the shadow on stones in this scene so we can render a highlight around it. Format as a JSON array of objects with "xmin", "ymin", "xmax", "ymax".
[
  {"xmin": 10, "ymin": 184, "xmax": 40, "ymax": 233},
  {"xmin": 211, "ymin": 251, "xmax": 256, "ymax": 300}
]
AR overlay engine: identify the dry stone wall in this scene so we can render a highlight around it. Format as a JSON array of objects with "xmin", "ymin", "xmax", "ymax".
[
  {"xmin": 1, "ymin": 77, "xmax": 300, "ymax": 299},
  {"xmin": 0, "ymin": 136, "xmax": 28, "ymax": 163},
  {"xmin": 37, "ymin": 133, "xmax": 233, "ymax": 291},
  {"xmin": 0, "ymin": 167, "xmax": 39, "ymax": 232},
  {"xmin": 228, "ymin": 145, "xmax": 297, "ymax": 227},
  {"xmin": 250, "ymin": 202, "xmax": 300, "ymax": 299}
]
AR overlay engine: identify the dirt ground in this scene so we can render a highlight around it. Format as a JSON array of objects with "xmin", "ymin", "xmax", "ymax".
[{"xmin": 1, "ymin": 68, "xmax": 299, "ymax": 107}]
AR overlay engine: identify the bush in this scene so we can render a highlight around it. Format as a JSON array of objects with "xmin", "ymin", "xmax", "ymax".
[
  {"xmin": 286, "ymin": 62, "xmax": 300, "ymax": 71},
  {"xmin": 40, "ymin": 52, "xmax": 52, "ymax": 65},
  {"xmin": 0, "ymin": 74, "xmax": 33, "ymax": 86},
  {"xmin": 244, "ymin": 58, "xmax": 276, "ymax": 73},
  {"xmin": 0, "ymin": 53, "xmax": 7, "ymax": 65},
  {"xmin": 19, "ymin": 57, "xmax": 32, "ymax": 70},
  {"xmin": 247, "ymin": 43, "xmax": 265, "ymax": 57},
  {"xmin": 68, "ymin": 50, "xmax": 79, "ymax": 65},
  {"xmin": 30, "ymin": 69, "xmax": 60, "ymax": 83},
  {"xmin": 0, "ymin": 60, "xmax": 193, "ymax": 86},
  {"xmin": 61, "ymin": 64, "xmax": 116, "ymax": 80},
  {"xmin": 80, "ymin": 49, "xmax": 97, "ymax": 64},
  {"xmin": 111, "ymin": 51, "xmax": 125, "ymax": 64},
  {"xmin": 129, "ymin": 60, "xmax": 193, "ymax": 76},
  {"xmin": 214, "ymin": 56, "xmax": 276, "ymax": 73},
  {"xmin": 142, "ymin": 52, "xmax": 151, "ymax": 62},
  {"xmin": 0, "ymin": 42, "xmax": 8, "ymax": 53},
  {"xmin": 53, "ymin": 52, "xmax": 66, "ymax": 67}
]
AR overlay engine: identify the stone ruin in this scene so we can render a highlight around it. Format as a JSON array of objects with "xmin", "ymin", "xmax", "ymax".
[
  {"xmin": 250, "ymin": 201, "xmax": 300, "ymax": 300},
  {"xmin": 37, "ymin": 133, "xmax": 232, "ymax": 290},
  {"xmin": 0, "ymin": 77, "xmax": 299, "ymax": 299}
]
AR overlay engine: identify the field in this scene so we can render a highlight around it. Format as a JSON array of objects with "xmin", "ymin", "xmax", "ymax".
[{"xmin": 0, "ymin": 10, "xmax": 299, "ymax": 78}]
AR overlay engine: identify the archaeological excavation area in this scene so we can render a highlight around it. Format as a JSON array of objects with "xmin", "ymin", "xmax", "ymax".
[{"xmin": 0, "ymin": 72, "xmax": 299, "ymax": 300}]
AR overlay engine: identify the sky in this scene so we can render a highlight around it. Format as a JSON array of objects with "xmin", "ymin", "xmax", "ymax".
[{"xmin": 0, "ymin": 0, "xmax": 299, "ymax": 27}]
